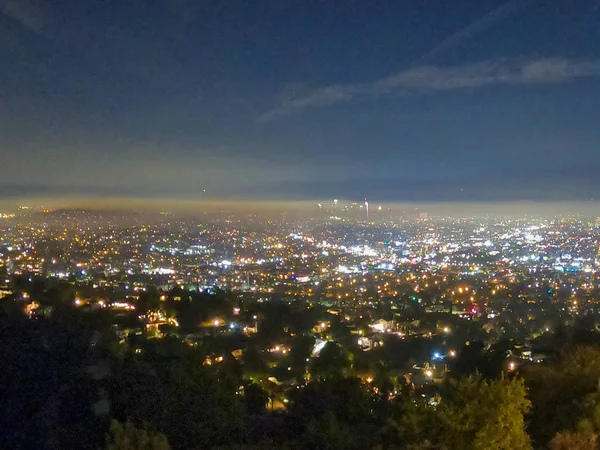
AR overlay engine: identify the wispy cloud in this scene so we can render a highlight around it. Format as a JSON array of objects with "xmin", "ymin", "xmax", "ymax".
[
  {"xmin": 414, "ymin": 0, "xmax": 536, "ymax": 65},
  {"xmin": 259, "ymin": 58, "xmax": 600, "ymax": 121},
  {"xmin": 259, "ymin": 84, "xmax": 361, "ymax": 122},
  {"xmin": 0, "ymin": 0, "xmax": 48, "ymax": 35}
]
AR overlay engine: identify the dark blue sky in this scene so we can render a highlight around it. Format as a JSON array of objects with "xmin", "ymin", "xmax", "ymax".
[{"xmin": 1, "ymin": 0, "xmax": 600, "ymax": 203}]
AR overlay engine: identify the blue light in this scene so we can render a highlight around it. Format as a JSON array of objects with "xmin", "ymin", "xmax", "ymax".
[{"xmin": 432, "ymin": 352, "xmax": 444, "ymax": 361}]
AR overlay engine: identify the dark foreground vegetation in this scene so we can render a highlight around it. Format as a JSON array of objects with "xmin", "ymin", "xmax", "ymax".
[{"xmin": 3, "ymin": 281, "xmax": 600, "ymax": 449}]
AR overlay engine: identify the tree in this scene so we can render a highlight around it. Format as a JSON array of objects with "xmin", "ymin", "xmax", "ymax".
[
  {"xmin": 302, "ymin": 412, "xmax": 355, "ymax": 450},
  {"xmin": 105, "ymin": 420, "xmax": 170, "ymax": 450},
  {"xmin": 373, "ymin": 361, "xmax": 395, "ymax": 398},
  {"xmin": 548, "ymin": 431, "xmax": 597, "ymax": 450},
  {"xmin": 137, "ymin": 288, "xmax": 161, "ymax": 315},
  {"xmin": 445, "ymin": 376, "xmax": 531, "ymax": 449},
  {"xmin": 44, "ymin": 279, "xmax": 76, "ymax": 307},
  {"xmin": 543, "ymin": 387, "xmax": 600, "ymax": 449},
  {"xmin": 398, "ymin": 376, "xmax": 531, "ymax": 450},
  {"xmin": 310, "ymin": 342, "xmax": 351, "ymax": 379},
  {"xmin": 522, "ymin": 346, "xmax": 600, "ymax": 446},
  {"xmin": 244, "ymin": 383, "xmax": 269, "ymax": 416},
  {"xmin": 108, "ymin": 344, "xmax": 244, "ymax": 449},
  {"xmin": 0, "ymin": 298, "xmax": 112, "ymax": 449},
  {"xmin": 450, "ymin": 341, "xmax": 489, "ymax": 378},
  {"xmin": 288, "ymin": 376, "xmax": 377, "ymax": 448},
  {"xmin": 288, "ymin": 334, "xmax": 315, "ymax": 383},
  {"xmin": 242, "ymin": 342, "xmax": 269, "ymax": 380}
]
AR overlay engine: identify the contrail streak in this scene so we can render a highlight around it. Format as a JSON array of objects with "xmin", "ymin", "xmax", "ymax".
[{"xmin": 414, "ymin": 0, "xmax": 537, "ymax": 65}]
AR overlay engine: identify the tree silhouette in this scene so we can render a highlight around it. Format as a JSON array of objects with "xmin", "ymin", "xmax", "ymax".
[
  {"xmin": 310, "ymin": 342, "xmax": 351, "ymax": 379},
  {"xmin": 105, "ymin": 420, "xmax": 170, "ymax": 450},
  {"xmin": 244, "ymin": 383, "xmax": 269, "ymax": 416},
  {"xmin": 398, "ymin": 375, "xmax": 531, "ymax": 450}
]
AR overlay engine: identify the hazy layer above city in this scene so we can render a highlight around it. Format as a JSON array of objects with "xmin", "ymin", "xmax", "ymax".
[{"xmin": 1, "ymin": 197, "xmax": 600, "ymax": 220}]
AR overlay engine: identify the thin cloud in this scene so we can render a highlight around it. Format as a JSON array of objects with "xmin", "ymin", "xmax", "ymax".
[
  {"xmin": 259, "ymin": 84, "xmax": 361, "ymax": 122},
  {"xmin": 414, "ymin": 0, "xmax": 537, "ymax": 65},
  {"xmin": 259, "ymin": 58, "xmax": 600, "ymax": 121},
  {"xmin": 0, "ymin": 0, "xmax": 47, "ymax": 34}
]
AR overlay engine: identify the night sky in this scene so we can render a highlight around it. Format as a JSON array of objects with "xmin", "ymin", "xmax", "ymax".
[{"xmin": 2, "ymin": 0, "xmax": 600, "ymax": 203}]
